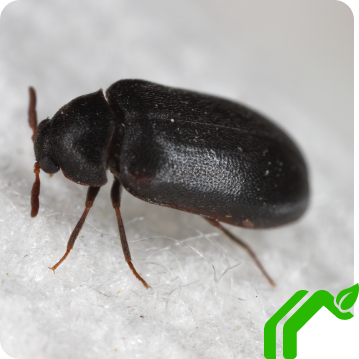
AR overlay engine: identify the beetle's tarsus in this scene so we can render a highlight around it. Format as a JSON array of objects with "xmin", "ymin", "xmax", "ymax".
[
  {"xmin": 111, "ymin": 177, "xmax": 150, "ymax": 289},
  {"xmin": 47, "ymin": 187, "xmax": 100, "ymax": 273},
  {"xmin": 205, "ymin": 217, "xmax": 276, "ymax": 286},
  {"xmin": 127, "ymin": 260, "xmax": 151, "ymax": 289}
]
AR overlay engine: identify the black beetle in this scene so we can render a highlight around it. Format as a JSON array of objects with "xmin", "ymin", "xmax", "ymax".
[{"xmin": 28, "ymin": 79, "xmax": 309, "ymax": 288}]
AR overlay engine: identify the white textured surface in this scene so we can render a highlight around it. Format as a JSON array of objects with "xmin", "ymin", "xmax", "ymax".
[{"xmin": 0, "ymin": 1, "xmax": 353, "ymax": 358}]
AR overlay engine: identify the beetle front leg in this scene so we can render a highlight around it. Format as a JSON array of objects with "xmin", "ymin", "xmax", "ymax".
[
  {"xmin": 110, "ymin": 177, "xmax": 150, "ymax": 289},
  {"xmin": 204, "ymin": 218, "xmax": 275, "ymax": 286},
  {"xmin": 48, "ymin": 186, "xmax": 100, "ymax": 272}
]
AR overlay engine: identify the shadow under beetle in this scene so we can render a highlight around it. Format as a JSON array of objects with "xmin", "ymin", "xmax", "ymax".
[{"xmin": 28, "ymin": 79, "xmax": 309, "ymax": 288}]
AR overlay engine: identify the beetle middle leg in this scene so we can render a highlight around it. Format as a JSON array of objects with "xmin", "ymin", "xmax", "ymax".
[
  {"xmin": 49, "ymin": 186, "xmax": 100, "ymax": 273},
  {"xmin": 110, "ymin": 177, "xmax": 151, "ymax": 289},
  {"xmin": 204, "ymin": 218, "xmax": 275, "ymax": 286}
]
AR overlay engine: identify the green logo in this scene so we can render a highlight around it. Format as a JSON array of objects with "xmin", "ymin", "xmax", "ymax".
[{"xmin": 264, "ymin": 283, "xmax": 359, "ymax": 359}]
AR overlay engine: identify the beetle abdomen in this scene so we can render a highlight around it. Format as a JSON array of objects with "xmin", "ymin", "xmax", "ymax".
[{"xmin": 107, "ymin": 80, "xmax": 309, "ymax": 228}]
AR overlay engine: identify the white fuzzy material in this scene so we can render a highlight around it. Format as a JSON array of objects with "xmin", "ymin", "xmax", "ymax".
[{"xmin": 0, "ymin": 1, "xmax": 353, "ymax": 358}]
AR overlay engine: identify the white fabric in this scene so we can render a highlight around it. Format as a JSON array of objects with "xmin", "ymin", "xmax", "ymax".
[{"xmin": 0, "ymin": 1, "xmax": 353, "ymax": 358}]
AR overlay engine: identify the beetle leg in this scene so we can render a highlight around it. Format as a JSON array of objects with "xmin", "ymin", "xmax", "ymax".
[
  {"xmin": 204, "ymin": 218, "xmax": 275, "ymax": 286},
  {"xmin": 48, "ymin": 186, "xmax": 100, "ymax": 273},
  {"xmin": 111, "ymin": 177, "xmax": 151, "ymax": 289}
]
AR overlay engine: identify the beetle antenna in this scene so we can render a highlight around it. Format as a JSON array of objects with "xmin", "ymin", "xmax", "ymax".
[
  {"xmin": 29, "ymin": 86, "xmax": 41, "ymax": 218},
  {"xmin": 30, "ymin": 162, "xmax": 41, "ymax": 217},
  {"xmin": 205, "ymin": 218, "xmax": 276, "ymax": 286},
  {"xmin": 111, "ymin": 177, "xmax": 151, "ymax": 289},
  {"xmin": 48, "ymin": 186, "xmax": 101, "ymax": 273},
  {"xmin": 28, "ymin": 87, "xmax": 37, "ymax": 141}
]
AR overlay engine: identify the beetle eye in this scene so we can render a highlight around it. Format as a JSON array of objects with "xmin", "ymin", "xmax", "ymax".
[{"xmin": 39, "ymin": 157, "xmax": 59, "ymax": 174}]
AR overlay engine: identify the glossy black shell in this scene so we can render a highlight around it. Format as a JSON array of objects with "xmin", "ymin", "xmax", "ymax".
[
  {"xmin": 35, "ymin": 79, "xmax": 309, "ymax": 229},
  {"xmin": 34, "ymin": 91, "xmax": 116, "ymax": 186}
]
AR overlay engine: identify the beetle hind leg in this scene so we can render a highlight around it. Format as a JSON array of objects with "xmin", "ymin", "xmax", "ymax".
[
  {"xmin": 111, "ymin": 177, "xmax": 151, "ymax": 289},
  {"xmin": 204, "ymin": 218, "xmax": 275, "ymax": 286}
]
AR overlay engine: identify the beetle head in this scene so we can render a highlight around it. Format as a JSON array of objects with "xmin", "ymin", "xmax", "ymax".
[
  {"xmin": 28, "ymin": 88, "xmax": 116, "ymax": 216},
  {"xmin": 34, "ymin": 119, "xmax": 60, "ymax": 174}
]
